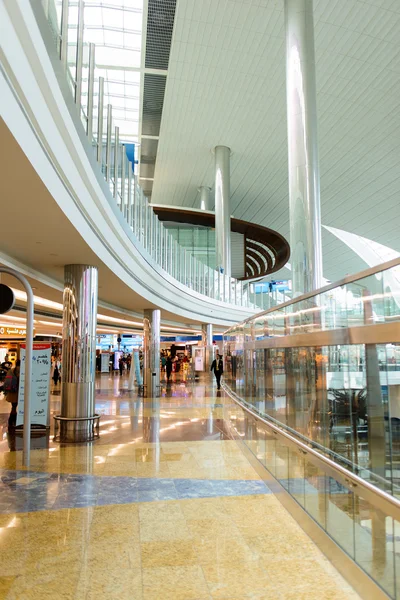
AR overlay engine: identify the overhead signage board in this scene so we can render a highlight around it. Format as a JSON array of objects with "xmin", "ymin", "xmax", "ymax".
[
  {"xmin": 16, "ymin": 343, "xmax": 51, "ymax": 428},
  {"xmin": 0, "ymin": 326, "xmax": 28, "ymax": 337}
]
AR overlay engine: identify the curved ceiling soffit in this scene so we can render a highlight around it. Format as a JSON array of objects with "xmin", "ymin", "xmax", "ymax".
[{"xmin": 152, "ymin": 207, "xmax": 290, "ymax": 280}]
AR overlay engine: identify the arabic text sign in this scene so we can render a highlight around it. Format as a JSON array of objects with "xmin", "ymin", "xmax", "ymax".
[{"xmin": 17, "ymin": 343, "xmax": 51, "ymax": 427}]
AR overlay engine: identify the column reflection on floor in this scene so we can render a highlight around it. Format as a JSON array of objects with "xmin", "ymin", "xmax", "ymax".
[{"xmin": 0, "ymin": 373, "xmax": 361, "ymax": 599}]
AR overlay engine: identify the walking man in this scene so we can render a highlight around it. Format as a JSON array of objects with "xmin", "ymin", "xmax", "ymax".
[{"xmin": 211, "ymin": 352, "xmax": 223, "ymax": 390}]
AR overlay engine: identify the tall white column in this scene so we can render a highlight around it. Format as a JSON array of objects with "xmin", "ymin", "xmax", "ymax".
[
  {"xmin": 285, "ymin": 0, "xmax": 322, "ymax": 295},
  {"xmin": 202, "ymin": 324, "xmax": 213, "ymax": 370},
  {"xmin": 214, "ymin": 146, "xmax": 231, "ymax": 277},
  {"xmin": 61, "ymin": 265, "xmax": 98, "ymax": 442},
  {"xmin": 143, "ymin": 309, "xmax": 160, "ymax": 397},
  {"xmin": 198, "ymin": 186, "xmax": 211, "ymax": 211}
]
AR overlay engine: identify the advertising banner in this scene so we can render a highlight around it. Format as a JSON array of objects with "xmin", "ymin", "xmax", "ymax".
[
  {"xmin": 133, "ymin": 350, "xmax": 143, "ymax": 386},
  {"xmin": 16, "ymin": 343, "xmax": 51, "ymax": 428},
  {"xmin": 101, "ymin": 352, "xmax": 110, "ymax": 373}
]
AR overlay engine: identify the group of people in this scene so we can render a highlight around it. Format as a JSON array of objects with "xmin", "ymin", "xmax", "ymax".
[{"xmin": 160, "ymin": 349, "xmax": 191, "ymax": 382}]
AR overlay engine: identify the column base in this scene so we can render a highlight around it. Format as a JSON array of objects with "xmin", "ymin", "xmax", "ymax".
[{"xmin": 53, "ymin": 415, "xmax": 100, "ymax": 443}]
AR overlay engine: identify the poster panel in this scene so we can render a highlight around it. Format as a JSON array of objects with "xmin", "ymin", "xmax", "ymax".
[{"xmin": 16, "ymin": 343, "xmax": 51, "ymax": 427}]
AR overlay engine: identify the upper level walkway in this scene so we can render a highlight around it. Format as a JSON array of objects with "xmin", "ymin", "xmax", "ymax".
[
  {"xmin": 0, "ymin": 373, "xmax": 360, "ymax": 600},
  {"xmin": 0, "ymin": 0, "xmax": 281, "ymax": 327}
]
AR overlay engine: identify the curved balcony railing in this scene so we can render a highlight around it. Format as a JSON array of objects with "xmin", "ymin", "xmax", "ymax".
[
  {"xmin": 38, "ymin": 0, "xmax": 288, "ymax": 312},
  {"xmin": 223, "ymin": 257, "xmax": 400, "ymax": 598}
]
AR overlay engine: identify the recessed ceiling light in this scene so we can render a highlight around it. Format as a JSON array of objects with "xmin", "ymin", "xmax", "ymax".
[{"xmin": 49, "ymin": 253, "xmax": 58, "ymax": 257}]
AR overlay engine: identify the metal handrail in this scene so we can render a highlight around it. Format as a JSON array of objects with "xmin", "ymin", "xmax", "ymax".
[
  {"xmin": 240, "ymin": 256, "xmax": 400, "ymax": 325},
  {"xmin": 223, "ymin": 384, "xmax": 400, "ymax": 522}
]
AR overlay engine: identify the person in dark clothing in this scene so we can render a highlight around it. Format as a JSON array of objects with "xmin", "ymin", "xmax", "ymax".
[
  {"xmin": 166, "ymin": 355, "xmax": 173, "ymax": 382},
  {"xmin": 211, "ymin": 353, "xmax": 223, "ymax": 390},
  {"xmin": 4, "ymin": 360, "xmax": 20, "ymax": 430},
  {"xmin": 53, "ymin": 364, "xmax": 60, "ymax": 385},
  {"xmin": 119, "ymin": 356, "xmax": 124, "ymax": 376}
]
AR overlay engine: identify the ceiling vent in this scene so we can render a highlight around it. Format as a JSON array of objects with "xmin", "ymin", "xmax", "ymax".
[
  {"xmin": 142, "ymin": 73, "xmax": 166, "ymax": 137},
  {"xmin": 145, "ymin": 0, "xmax": 177, "ymax": 70}
]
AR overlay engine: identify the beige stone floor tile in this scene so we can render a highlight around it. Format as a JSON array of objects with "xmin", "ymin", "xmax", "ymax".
[
  {"xmin": 0, "ymin": 514, "xmax": 24, "ymax": 528},
  {"xmin": 142, "ymin": 565, "xmax": 210, "ymax": 600},
  {"xmin": 91, "ymin": 503, "xmax": 139, "ymax": 525},
  {"xmin": 202, "ymin": 560, "xmax": 277, "ymax": 599},
  {"xmin": 101, "ymin": 463, "xmax": 138, "ymax": 476},
  {"xmin": 135, "ymin": 462, "xmax": 171, "ymax": 477},
  {"xmin": 179, "ymin": 497, "xmax": 228, "ymax": 520},
  {"xmin": 186, "ymin": 518, "xmax": 242, "ymax": 539},
  {"xmin": 6, "ymin": 569, "xmax": 80, "ymax": 600},
  {"xmin": 103, "ymin": 454, "xmax": 136, "ymax": 464},
  {"xmin": 167, "ymin": 463, "xmax": 207, "ymax": 477},
  {"xmin": 265, "ymin": 558, "xmax": 335, "ymax": 590},
  {"xmin": 76, "ymin": 566, "xmax": 142, "ymax": 600},
  {"xmin": 139, "ymin": 518, "xmax": 192, "ymax": 542},
  {"xmin": 84, "ymin": 540, "xmax": 140, "ymax": 569},
  {"xmin": 193, "ymin": 534, "xmax": 256, "ymax": 565},
  {"xmin": 279, "ymin": 587, "xmax": 360, "ymax": 600},
  {"xmin": 244, "ymin": 534, "xmax": 319, "ymax": 560},
  {"xmin": 141, "ymin": 540, "xmax": 198, "ymax": 568},
  {"xmin": 0, "ymin": 576, "xmax": 15, "ymax": 597},
  {"xmin": 88, "ymin": 522, "xmax": 140, "ymax": 544},
  {"xmin": 139, "ymin": 500, "xmax": 185, "ymax": 522}
]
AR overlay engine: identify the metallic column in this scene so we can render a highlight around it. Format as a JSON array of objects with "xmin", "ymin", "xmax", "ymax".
[
  {"xmin": 198, "ymin": 186, "xmax": 211, "ymax": 211},
  {"xmin": 143, "ymin": 309, "xmax": 160, "ymax": 398},
  {"xmin": 285, "ymin": 0, "xmax": 322, "ymax": 295},
  {"xmin": 202, "ymin": 324, "xmax": 213, "ymax": 371},
  {"xmin": 61, "ymin": 265, "xmax": 98, "ymax": 442},
  {"xmin": 214, "ymin": 146, "xmax": 231, "ymax": 277}
]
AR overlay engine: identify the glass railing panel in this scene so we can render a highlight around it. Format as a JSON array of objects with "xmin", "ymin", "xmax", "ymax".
[
  {"xmin": 303, "ymin": 459, "xmax": 327, "ymax": 529},
  {"xmin": 383, "ymin": 266, "xmax": 400, "ymax": 322},
  {"xmin": 354, "ymin": 499, "xmax": 395, "ymax": 598}
]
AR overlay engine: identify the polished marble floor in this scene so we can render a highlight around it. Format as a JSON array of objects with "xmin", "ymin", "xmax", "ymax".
[{"xmin": 0, "ymin": 373, "xmax": 361, "ymax": 599}]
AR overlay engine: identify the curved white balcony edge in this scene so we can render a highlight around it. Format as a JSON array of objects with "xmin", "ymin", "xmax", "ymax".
[{"xmin": 0, "ymin": 0, "xmax": 257, "ymax": 326}]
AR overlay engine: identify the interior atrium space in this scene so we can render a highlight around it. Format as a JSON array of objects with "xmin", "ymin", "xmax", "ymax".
[{"xmin": 0, "ymin": 0, "xmax": 399, "ymax": 599}]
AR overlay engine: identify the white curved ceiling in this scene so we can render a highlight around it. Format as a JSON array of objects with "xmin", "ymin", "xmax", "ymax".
[{"xmin": 151, "ymin": 0, "xmax": 400, "ymax": 283}]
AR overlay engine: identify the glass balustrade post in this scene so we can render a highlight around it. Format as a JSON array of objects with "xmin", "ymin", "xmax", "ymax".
[
  {"xmin": 60, "ymin": 0, "xmax": 69, "ymax": 69},
  {"xmin": 155, "ymin": 219, "xmax": 159, "ymax": 263},
  {"xmin": 120, "ymin": 146, "xmax": 126, "ymax": 213},
  {"xmin": 127, "ymin": 163, "xmax": 132, "ymax": 226},
  {"xmin": 134, "ymin": 180, "xmax": 139, "ymax": 236},
  {"xmin": 96, "ymin": 77, "xmax": 104, "ymax": 165},
  {"xmin": 113, "ymin": 127, "xmax": 119, "ymax": 202},
  {"xmin": 86, "ymin": 43, "xmax": 95, "ymax": 143},
  {"xmin": 105, "ymin": 104, "xmax": 112, "ymax": 182},
  {"xmin": 162, "ymin": 227, "xmax": 166, "ymax": 270},
  {"xmin": 175, "ymin": 241, "xmax": 179, "ymax": 280},
  {"xmin": 150, "ymin": 212, "xmax": 155, "ymax": 257},
  {"xmin": 75, "ymin": 0, "xmax": 84, "ymax": 107}
]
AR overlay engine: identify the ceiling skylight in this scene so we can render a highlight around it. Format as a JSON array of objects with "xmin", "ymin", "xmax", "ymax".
[{"xmin": 67, "ymin": 0, "xmax": 144, "ymax": 142}]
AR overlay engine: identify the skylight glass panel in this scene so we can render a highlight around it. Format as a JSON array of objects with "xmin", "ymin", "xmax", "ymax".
[{"xmin": 79, "ymin": 0, "xmax": 143, "ymax": 142}]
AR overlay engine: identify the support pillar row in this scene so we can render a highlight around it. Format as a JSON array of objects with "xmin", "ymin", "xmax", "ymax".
[
  {"xmin": 61, "ymin": 264, "xmax": 98, "ymax": 442},
  {"xmin": 143, "ymin": 309, "xmax": 160, "ymax": 397},
  {"xmin": 214, "ymin": 145, "xmax": 231, "ymax": 278},
  {"xmin": 202, "ymin": 324, "xmax": 213, "ymax": 371},
  {"xmin": 285, "ymin": 0, "xmax": 322, "ymax": 295},
  {"xmin": 199, "ymin": 186, "xmax": 212, "ymax": 211}
]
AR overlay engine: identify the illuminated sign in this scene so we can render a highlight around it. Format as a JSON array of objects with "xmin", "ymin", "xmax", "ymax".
[{"xmin": 0, "ymin": 326, "xmax": 27, "ymax": 336}]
